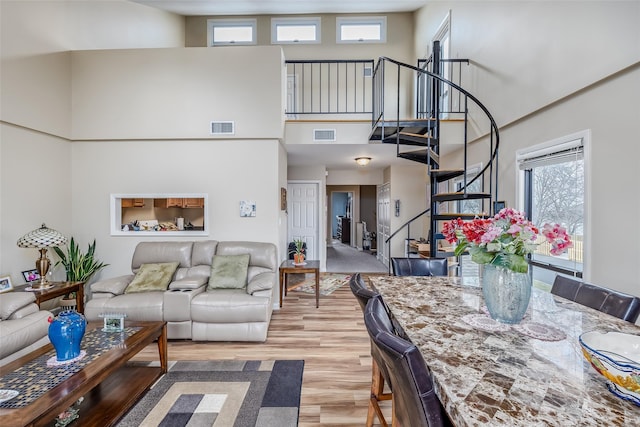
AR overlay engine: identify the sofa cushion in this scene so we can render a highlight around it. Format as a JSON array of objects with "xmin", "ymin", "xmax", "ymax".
[
  {"xmin": 125, "ymin": 262, "xmax": 179, "ymax": 294},
  {"xmin": 191, "ymin": 289, "xmax": 271, "ymax": 323},
  {"xmin": 85, "ymin": 292, "xmax": 165, "ymax": 321},
  {"xmin": 207, "ymin": 254, "xmax": 250, "ymax": 290},
  {"xmin": 1, "ymin": 292, "xmax": 36, "ymax": 320}
]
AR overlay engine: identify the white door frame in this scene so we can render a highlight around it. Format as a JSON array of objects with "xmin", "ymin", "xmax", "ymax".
[{"xmin": 287, "ymin": 180, "xmax": 324, "ymax": 270}]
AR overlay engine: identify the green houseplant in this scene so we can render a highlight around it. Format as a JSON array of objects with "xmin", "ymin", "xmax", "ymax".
[
  {"xmin": 53, "ymin": 237, "xmax": 108, "ymax": 286},
  {"xmin": 290, "ymin": 239, "xmax": 306, "ymax": 264}
]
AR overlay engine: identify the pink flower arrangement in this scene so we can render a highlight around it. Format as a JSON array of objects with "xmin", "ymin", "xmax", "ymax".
[{"xmin": 442, "ymin": 208, "xmax": 573, "ymax": 273}]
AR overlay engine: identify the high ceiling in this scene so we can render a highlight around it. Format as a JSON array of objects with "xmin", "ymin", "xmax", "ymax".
[
  {"xmin": 132, "ymin": 0, "xmax": 430, "ymax": 16},
  {"xmin": 132, "ymin": 0, "xmax": 430, "ymax": 171}
]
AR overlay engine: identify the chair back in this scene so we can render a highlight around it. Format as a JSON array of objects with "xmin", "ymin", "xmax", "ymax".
[
  {"xmin": 364, "ymin": 298, "xmax": 446, "ymax": 427},
  {"xmin": 391, "ymin": 257, "xmax": 448, "ymax": 277},
  {"xmin": 349, "ymin": 273, "xmax": 379, "ymax": 312},
  {"xmin": 552, "ymin": 275, "xmax": 640, "ymax": 322}
]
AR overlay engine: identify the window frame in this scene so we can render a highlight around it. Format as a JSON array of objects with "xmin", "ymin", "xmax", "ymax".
[
  {"xmin": 271, "ymin": 17, "xmax": 321, "ymax": 44},
  {"xmin": 336, "ymin": 16, "xmax": 387, "ymax": 44},
  {"xmin": 207, "ymin": 19, "xmax": 257, "ymax": 46},
  {"xmin": 516, "ymin": 130, "xmax": 591, "ymax": 281}
]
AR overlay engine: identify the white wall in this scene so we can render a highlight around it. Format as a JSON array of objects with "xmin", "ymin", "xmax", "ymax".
[
  {"xmin": 0, "ymin": 125, "xmax": 73, "ymax": 283},
  {"xmin": 70, "ymin": 139, "xmax": 282, "ymax": 278},
  {"xmin": 415, "ymin": 2, "xmax": 640, "ymax": 294},
  {"xmin": 389, "ymin": 163, "xmax": 428, "ymax": 258},
  {"xmin": 71, "ymin": 46, "xmax": 284, "ymax": 140}
]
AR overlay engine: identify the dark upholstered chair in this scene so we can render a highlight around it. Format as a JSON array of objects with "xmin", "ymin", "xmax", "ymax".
[
  {"xmin": 349, "ymin": 273, "xmax": 392, "ymax": 427},
  {"xmin": 551, "ymin": 275, "xmax": 640, "ymax": 323},
  {"xmin": 364, "ymin": 297, "xmax": 447, "ymax": 427},
  {"xmin": 391, "ymin": 257, "xmax": 448, "ymax": 277}
]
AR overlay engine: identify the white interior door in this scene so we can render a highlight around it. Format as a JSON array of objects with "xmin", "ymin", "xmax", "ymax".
[
  {"xmin": 288, "ymin": 182, "xmax": 319, "ymax": 260},
  {"xmin": 377, "ymin": 183, "xmax": 390, "ymax": 267}
]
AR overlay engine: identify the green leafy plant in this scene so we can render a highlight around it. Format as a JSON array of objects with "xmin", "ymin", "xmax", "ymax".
[
  {"xmin": 53, "ymin": 237, "xmax": 109, "ymax": 282},
  {"xmin": 289, "ymin": 239, "xmax": 305, "ymax": 255}
]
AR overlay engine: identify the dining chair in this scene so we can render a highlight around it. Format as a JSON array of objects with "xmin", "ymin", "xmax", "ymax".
[
  {"xmin": 551, "ymin": 275, "xmax": 640, "ymax": 322},
  {"xmin": 391, "ymin": 257, "xmax": 448, "ymax": 277},
  {"xmin": 349, "ymin": 273, "xmax": 392, "ymax": 427},
  {"xmin": 364, "ymin": 297, "xmax": 448, "ymax": 427}
]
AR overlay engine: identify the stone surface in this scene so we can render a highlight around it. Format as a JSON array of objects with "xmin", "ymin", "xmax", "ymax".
[{"xmin": 369, "ymin": 276, "xmax": 640, "ymax": 426}]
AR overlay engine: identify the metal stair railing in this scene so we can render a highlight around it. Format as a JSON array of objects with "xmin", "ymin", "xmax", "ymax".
[{"xmin": 376, "ymin": 46, "xmax": 501, "ymax": 264}]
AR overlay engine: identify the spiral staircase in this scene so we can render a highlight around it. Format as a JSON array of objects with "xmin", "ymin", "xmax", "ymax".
[{"xmin": 370, "ymin": 41, "xmax": 500, "ymax": 262}]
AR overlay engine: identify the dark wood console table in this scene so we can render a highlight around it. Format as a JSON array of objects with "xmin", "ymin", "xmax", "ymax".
[{"xmin": 14, "ymin": 281, "xmax": 85, "ymax": 314}]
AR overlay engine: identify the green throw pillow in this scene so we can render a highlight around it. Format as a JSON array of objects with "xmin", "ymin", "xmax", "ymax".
[
  {"xmin": 124, "ymin": 262, "xmax": 179, "ymax": 294},
  {"xmin": 208, "ymin": 254, "xmax": 250, "ymax": 290}
]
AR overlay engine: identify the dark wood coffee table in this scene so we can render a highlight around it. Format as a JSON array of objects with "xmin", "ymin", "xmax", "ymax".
[{"xmin": 0, "ymin": 321, "xmax": 167, "ymax": 427}]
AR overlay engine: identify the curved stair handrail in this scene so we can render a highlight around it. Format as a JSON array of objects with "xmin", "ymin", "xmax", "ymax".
[{"xmin": 374, "ymin": 52, "xmax": 501, "ymax": 268}]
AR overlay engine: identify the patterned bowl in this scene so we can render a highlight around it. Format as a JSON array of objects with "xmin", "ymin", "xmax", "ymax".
[{"xmin": 579, "ymin": 331, "xmax": 640, "ymax": 406}]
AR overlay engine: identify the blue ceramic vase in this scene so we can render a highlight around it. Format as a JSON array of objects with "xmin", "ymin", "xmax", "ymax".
[
  {"xmin": 48, "ymin": 310, "xmax": 87, "ymax": 361},
  {"xmin": 482, "ymin": 264, "xmax": 532, "ymax": 324}
]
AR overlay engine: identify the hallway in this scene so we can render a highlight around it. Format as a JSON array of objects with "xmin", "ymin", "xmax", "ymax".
[{"xmin": 325, "ymin": 240, "xmax": 388, "ymax": 273}]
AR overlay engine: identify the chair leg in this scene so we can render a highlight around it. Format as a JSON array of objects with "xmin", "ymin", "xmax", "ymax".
[{"xmin": 367, "ymin": 360, "xmax": 391, "ymax": 427}]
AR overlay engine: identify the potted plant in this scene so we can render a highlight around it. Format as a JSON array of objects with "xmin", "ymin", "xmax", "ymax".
[
  {"xmin": 290, "ymin": 239, "xmax": 306, "ymax": 265},
  {"xmin": 53, "ymin": 238, "xmax": 109, "ymax": 304}
]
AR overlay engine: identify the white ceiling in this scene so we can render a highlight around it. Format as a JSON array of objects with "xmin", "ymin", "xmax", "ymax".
[
  {"xmin": 132, "ymin": 0, "xmax": 430, "ymax": 171},
  {"xmin": 131, "ymin": 0, "xmax": 430, "ymax": 16}
]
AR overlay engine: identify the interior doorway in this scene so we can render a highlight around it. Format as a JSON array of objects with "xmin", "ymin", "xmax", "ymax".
[{"xmin": 330, "ymin": 191, "xmax": 352, "ymax": 244}]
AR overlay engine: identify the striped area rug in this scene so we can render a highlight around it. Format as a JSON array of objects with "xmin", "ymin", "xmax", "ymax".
[{"xmin": 116, "ymin": 360, "xmax": 304, "ymax": 427}]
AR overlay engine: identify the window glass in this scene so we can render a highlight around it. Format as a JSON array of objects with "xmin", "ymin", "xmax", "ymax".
[
  {"xmin": 272, "ymin": 18, "xmax": 320, "ymax": 43},
  {"xmin": 337, "ymin": 17, "xmax": 386, "ymax": 43},
  {"xmin": 208, "ymin": 19, "xmax": 256, "ymax": 46},
  {"xmin": 518, "ymin": 136, "xmax": 586, "ymax": 287}
]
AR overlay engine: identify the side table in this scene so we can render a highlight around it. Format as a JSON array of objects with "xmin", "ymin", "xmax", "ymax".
[
  {"xmin": 279, "ymin": 260, "xmax": 320, "ymax": 308},
  {"xmin": 14, "ymin": 281, "xmax": 85, "ymax": 314}
]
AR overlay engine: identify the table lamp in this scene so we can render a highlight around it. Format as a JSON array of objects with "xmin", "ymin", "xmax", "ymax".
[{"xmin": 17, "ymin": 223, "xmax": 67, "ymax": 289}]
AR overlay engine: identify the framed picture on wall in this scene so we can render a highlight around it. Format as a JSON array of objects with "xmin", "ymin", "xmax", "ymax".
[
  {"xmin": 240, "ymin": 200, "xmax": 256, "ymax": 217},
  {"xmin": 280, "ymin": 188, "xmax": 287, "ymax": 211}
]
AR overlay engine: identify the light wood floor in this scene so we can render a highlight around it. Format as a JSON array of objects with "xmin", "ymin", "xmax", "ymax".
[{"xmin": 133, "ymin": 274, "xmax": 392, "ymax": 426}]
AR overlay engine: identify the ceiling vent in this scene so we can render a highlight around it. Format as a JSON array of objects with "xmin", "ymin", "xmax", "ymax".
[
  {"xmin": 313, "ymin": 129, "xmax": 336, "ymax": 142},
  {"xmin": 210, "ymin": 121, "xmax": 235, "ymax": 135}
]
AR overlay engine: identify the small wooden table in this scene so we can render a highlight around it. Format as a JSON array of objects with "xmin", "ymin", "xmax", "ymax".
[
  {"xmin": 14, "ymin": 281, "xmax": 85, "ymax": 314},
  {"xmin": 279, "ymin": 260, "xmax": 320, "ymax": 308}
]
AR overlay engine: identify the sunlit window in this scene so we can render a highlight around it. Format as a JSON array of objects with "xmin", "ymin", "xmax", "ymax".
[
  {"xmin": 272, "ymin": 18, "xmax": 321, "ymax": 44},
  {"xmin": 208, "ymin": 19, "xmax": 257, "ymax": 46},
  {"xmin": 337, "ymin": 17, "xmax": 386, "ymax": 43}
]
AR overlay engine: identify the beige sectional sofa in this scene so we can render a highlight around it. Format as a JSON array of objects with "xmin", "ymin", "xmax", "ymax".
[
  {"xmin": 0, "ymin": 292, "xmax": 52, "ymax": 366},
  {"xmin": 85, "ymin": 240, "xmax": 278, "ymax": 342}
]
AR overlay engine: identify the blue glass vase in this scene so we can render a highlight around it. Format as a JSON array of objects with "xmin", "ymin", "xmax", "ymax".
[
  {"xmin": 482, "ymin": 264, "xmax": 531, "ymax": 324},
  {"xmin": 48, "ymin": 310, "xmax": 87, "ymax": 361}
]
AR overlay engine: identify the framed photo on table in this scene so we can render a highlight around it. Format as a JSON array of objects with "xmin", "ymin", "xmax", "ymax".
[
  {"xmin": 22, "ymin": 269, "xmax": 40, "ymax": 283},
  {"xmin": 0, "ymin": 275, "xmax": 13, "ymax": 293}
]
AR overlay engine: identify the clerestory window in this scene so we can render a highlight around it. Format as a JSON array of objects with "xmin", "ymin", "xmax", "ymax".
[
  {"xmin": 272, "ymin": 17, "xmax": 321, "ymax": 44},
  {"xmin": 336, "ymin": 16, "xmax": 386, "ymax": 43},
  {"xmin": 207, "ymin": 19, "xmax": 257, "ymax": 46}
]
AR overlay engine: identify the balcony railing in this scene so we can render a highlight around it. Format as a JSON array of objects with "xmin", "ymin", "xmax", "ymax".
[{"xmin": 285, "ymin": 59, "xmax": 374, "ymax": 116}]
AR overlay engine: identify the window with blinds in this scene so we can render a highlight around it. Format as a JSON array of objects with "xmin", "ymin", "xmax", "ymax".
[{"xmin": 517, "ymin": 133, "xmax": 587, "ymax": 285}]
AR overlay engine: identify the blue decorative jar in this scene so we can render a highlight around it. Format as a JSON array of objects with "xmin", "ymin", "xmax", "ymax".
[
  {"xmin": 48, "ymin": 310, "xmax": 87, "ymax": 361},
  {"xmin": 482, "ymin": 264, "xmax": 532, "ymax": 324}
]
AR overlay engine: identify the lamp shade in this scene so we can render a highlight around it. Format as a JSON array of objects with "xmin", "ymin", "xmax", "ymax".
[{"xmin": 17, "ymin": 223, "xmax": 67, "ymax": 248}]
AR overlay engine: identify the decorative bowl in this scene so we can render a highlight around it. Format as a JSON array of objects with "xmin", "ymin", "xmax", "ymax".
[{"xmin": 579, "ymin": 331, "xmax": 640, "ymax": 406}]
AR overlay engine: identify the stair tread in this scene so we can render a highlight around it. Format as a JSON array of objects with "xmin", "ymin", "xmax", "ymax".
[
  {"xmin": 433, "ymin": 192, "xmax": 491, "ymax": 202},
  {"xmin": 433, "ymin": 213, "xmax": 488, "ymax": 219},
  {"xmin": 430, "ymin": 169, "xmax": 465, "ymax": 181}
]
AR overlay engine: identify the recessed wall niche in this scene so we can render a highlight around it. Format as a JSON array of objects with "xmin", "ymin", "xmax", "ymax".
[{"xmin": 110, "ymin": 194, "xmax": 208, "ymax": 236}]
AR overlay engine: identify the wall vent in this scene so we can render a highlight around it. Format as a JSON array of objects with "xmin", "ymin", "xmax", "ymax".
[
  {"xmin": 313, "ymin": 129, "xmax": 336, "ymax": 141},
  {"xmin": 210, "ymin": 121, "xmax": 235, "ymax": 135},
  {"xmin": 363, "ymin": 66, "xmax": 373, "ymax": 77}
]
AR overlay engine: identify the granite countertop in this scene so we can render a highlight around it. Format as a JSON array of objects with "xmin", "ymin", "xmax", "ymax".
[{"xmin": 369, "ymin": 275, "xmax": 640, "ymax": 426}]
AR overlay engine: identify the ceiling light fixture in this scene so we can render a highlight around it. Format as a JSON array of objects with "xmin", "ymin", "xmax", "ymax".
[{"xmin": 355, "ymin": 157, "xmax": 371, "ymax": 166}]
